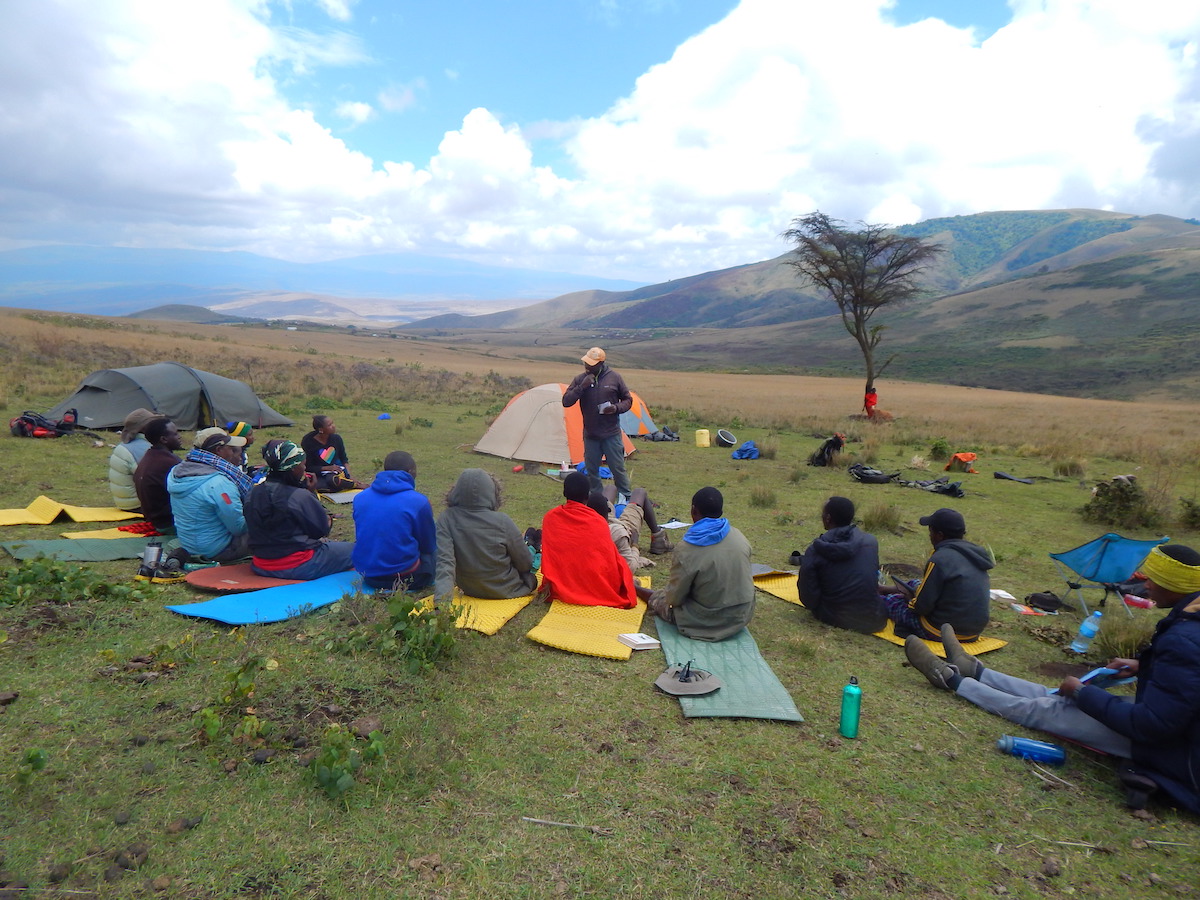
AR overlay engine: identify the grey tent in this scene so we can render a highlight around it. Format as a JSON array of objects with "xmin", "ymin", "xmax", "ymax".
[{"xmin": 45, "ymin": 362, "xmax": 292, "ymax": 430}]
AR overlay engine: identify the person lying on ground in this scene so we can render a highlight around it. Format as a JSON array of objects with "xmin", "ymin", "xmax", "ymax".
[
  {"xmin": 539, "ymin": 471, "xmax": 637, "ymax": 609},
  {"xmin": 246, "ymin": 439, "xmax": 354, "ymax": 581},
  {"xmin": 108, "ymin": 407, "xmax": 156, "ymax": 512},
  {"xmin": 301, "ymin": 414, "xmax": 356, "ymax": 491},
  {"xmin": 132, "ymin": 416, "xmax": 183, "ymax": 534},
  {"xmin": 166, "ymin": 427, "xmax": 252, "ymax": 562},
  {"xmin": 644, "ymin": 486, "xmax": 755, "ymax": 641},
  {"xmin": 434, "ymin": 468, "xmax": 536, "ymax": 603},
  {"xmin": 353, "ymin": 451, "xmax": 436, "ymax": 592},
  {"xmin": 586, "ymin": 486, "xmax": 672, "ymax": 574},
  {"xmin": 798, "ymin": 496, "xmax": 887, "ymax": 634},
  {"xmin": 905, "ymin": 543, "xmax": 1200, "ymax": 815},
  {"xmin": 882, "ymin": 507, "xmax": 992, "ymax": 640}
]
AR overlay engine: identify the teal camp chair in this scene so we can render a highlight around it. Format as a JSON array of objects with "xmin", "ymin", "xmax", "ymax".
[{"xmin": 1050, "ymin": 533, "xmax": 1167, "ymax": 617}]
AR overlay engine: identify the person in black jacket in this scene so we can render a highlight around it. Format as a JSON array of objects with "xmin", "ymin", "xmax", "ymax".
[
  {"xmin": 906, "ymin": 543, "xmax": 1200, "ymax": 814},
  {"xmin": 561, "ymin": 347, "xmax": 633, "ymax": 499},
  {"xmin": 884, "ymin": 507, "xmax": 992, "ymax": 640},
  {"xmin": 797, "ymin": 497, "xmax": 886, "ymax": 633},
  {"xmin": 246, "ymin": 439, "xmax": 354, "ymax": 580}
]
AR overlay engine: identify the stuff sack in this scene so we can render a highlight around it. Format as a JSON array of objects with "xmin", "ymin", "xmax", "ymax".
[{"xmin": 731, "ymin": 440, "xmax": 759, "ymax": 460}]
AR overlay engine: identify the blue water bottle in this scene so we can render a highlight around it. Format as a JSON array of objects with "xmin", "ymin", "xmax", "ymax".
[
  {"xmin": 1069, "ymin": 611, "xmax": 1103, "ymax": 653},
  {"xmin": 840, "ymin": 676, "xmax": 862, "ymax": 739},
  {"xmin": 997, "ymin": 735, "xmax": 1066, "ymax": 765}
]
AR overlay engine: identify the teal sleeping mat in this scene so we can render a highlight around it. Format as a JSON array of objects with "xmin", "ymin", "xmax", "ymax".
[
  {"xmin": 655, "ymin": 620, "xmax": 803, "ymax": 722},
  {"xmin": 1, "ymin": 537, "xmax": 150, "ymax": 561},
  {"xmin": 166, "ymin": 570, "xmax": 361, "ymax": 625}
]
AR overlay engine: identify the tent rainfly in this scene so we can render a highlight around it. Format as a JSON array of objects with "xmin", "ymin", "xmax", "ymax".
[
  {"xmin": 474, "ymin": 383, "xmax": 636, "ymax": 465},
  {"xmin": 45, "ymin": 362, "xmax": 293, "ymax": 430},
  {"xmin": 620, "ymin": 392, "xmax": 658, "ymax": 436}
]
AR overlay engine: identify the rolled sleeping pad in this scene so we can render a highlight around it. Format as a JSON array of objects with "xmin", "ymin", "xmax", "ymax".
[{"xmin": 715, "ymin": 429, "xmax": 736, "ymax": 448}]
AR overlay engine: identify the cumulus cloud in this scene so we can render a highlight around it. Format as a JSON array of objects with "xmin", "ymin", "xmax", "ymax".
[{"xmin": 0, "ymin": 0, "xmax": 1198, "ymax": 281}]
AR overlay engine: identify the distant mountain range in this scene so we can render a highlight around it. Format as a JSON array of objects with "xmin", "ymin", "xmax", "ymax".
[
  {"xmin": 0, "ymin": 246, "xmax": 644, "ymax": 322},
  {"xmin": 408, "ymin": 209, "xmax": 1200, "ymax": 399}
]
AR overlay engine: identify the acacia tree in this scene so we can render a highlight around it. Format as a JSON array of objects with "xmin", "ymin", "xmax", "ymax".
[{"xmin": 782, "ymin": 211, "xmax": 942, "ymax": 393}]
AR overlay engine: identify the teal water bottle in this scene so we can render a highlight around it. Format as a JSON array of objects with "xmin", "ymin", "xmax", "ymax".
[{"xmin": 840, "ymin": 676, "xmax": 862, "ymax": 739}]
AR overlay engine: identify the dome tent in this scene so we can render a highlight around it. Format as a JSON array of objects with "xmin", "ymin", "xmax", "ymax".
[
  {"xmin": 45, "ymin": 362, "xmax": 293, "ymax": 431},
  {"xmin": 474, "ymin": 383, "xmax": 635, "ymax": 465}
]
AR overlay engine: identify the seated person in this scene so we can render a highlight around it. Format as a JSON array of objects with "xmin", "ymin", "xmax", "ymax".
[
  {"xmin": 883, "ymin": 508, "xmax": 992, "ymax": 640},
  {"xmin": 645, "ymin": 487, "xmax": 755, "ymax": 641},
  {"xmin": 108, "ymin": 407, "xmax": 155, "ymax": 511},
  {"xmin": 539, "ymin": 472, "xmax": 637, "ymax": 609},
  {"xmin": 166, "ymin": 427, "xmax": 252, "ymax": 562},
  {"xmin": 132, "ymin": 416, "xmax": 184, "ymax": 533},
  {"xmin": 435, "ymin": 468, "xmax": 536, "ymax": 602},
  {"xmin": 586, "ymin": 486, "xmax": 671, "ymax": 574},
  {"xmin": 905, "ymin": 544, "xmax": 1200, "ymax": 815},
  {"xmin": 246, "ymin": 440, "xmax": 354, "ymax": 580},
  {"xmin": 301, "ymin": 414, "xmax": 356, "ymax": 491},
  {"xmin": 798, "ymin": 496, "xmax": 886, "ymax": 634},
  {"xmin": 223, "ymin": 421, "xmax": 256, "ymax": 469},
  {"xmin": 352, "ymin": 451, "xmax": 436, "ymax": 592}
]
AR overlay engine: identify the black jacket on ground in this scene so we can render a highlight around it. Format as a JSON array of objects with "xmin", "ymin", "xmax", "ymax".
[{"xmin": 798, "ymin": 524, "xmax": 886, "ymax": 634}]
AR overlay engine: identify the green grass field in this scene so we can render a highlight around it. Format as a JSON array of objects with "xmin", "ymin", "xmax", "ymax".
[{"xmin": 1, "ymin": 390, "xmax": 1199, "ymax": 899}]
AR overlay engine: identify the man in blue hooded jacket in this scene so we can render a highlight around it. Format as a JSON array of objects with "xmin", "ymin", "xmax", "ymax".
[
  {"xmin": 167, "ymin": 427, "xmax": 252, "ymax": 561},
  {"xmin": 352, "ymin": 450, "xmax": 436, "ymax": 591}
]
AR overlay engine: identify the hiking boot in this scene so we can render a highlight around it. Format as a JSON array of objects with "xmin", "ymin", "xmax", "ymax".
[
  {"xmin": 150, "ymin": 557, "xmax": 187, "ymax": 584},
  {"xmin": 904, "ymin": 636, "xmax": 961, "ymax": 691},
  {"xmin": 649, "ymin": 530, "xmax": 673, "ymax": 555},
  {"xmin": 940, "ymin": 623, "xmax": 982, "ymax": 680},
  {"xmin": 1118, "ymin": 765, "xmax": 1160, "ymax": 810}
]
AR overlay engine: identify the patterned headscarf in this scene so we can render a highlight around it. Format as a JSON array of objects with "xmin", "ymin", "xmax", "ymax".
[
  {"xmin": 262, "ymin": 439, "xmax": 305, "ymax": 473},
  {"xmin": 1140, "ymin": 546, "xmax": 1200, "ymax": 595}
]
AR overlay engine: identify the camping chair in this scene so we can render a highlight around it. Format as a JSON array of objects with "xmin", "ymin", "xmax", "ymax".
[{"xmin": 1049, "ymin": 533, "xmax": 1167, "ymax": 617}]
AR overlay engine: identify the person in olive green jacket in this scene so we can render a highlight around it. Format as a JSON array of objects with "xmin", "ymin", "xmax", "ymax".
[{"xmin": 644, "ymin": 486, "xmax": 755, "ymax": 641}]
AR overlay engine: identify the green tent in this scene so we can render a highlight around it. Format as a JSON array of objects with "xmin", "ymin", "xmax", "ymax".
[{"xmin": 45, "ymin": 362, "xmax": 292, "ymax": 430}]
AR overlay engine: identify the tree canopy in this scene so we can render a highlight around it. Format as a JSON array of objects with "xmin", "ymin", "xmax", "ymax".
[{"xmin": 782, "ymin": 211, "xmax": 942, "ymax": 392}]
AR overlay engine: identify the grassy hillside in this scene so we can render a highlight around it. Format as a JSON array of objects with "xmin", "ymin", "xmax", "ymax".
[{"xmin": 1, "ymin": 311, "xmax": 1199, "ymax": 898}]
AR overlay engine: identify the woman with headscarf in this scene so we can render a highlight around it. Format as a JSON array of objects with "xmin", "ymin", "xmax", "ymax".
[
  {"xmin": 245, "ymin": 439, "xmax": 354, "ymax": 580},
  {"xmin": 434, "ymin": 468, "xmax": 536, "ymax": 603},
  {"xmin": 108, "ymin": 408, "xmax": 156, "ymax": 511}
]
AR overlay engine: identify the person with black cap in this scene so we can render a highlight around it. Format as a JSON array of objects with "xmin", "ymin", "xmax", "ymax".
[
  {"xmin": 562, "ymin": 347, "xmax": 633, "ymax": 501},
  {"xmin": 167, "ymin": 427, "xmax": 252, "ymax": 561},
  {"xmin": 884, "ymin": 507, "xmax": 993, "ymax": 640}
]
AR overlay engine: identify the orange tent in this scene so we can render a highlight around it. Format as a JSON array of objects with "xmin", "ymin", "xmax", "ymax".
[{"xmin": 474, "ymin": 383, "xmax": 636, "ymax": 465}]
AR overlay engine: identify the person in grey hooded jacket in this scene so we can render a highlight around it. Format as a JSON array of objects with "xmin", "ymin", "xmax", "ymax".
[
  {"xmin": 798, "ymin": 497, "xmax": 886, "ymax": 634},
  {"xmin": 435, "ymin": 469, "xmax": 536, "ymax": 602}
]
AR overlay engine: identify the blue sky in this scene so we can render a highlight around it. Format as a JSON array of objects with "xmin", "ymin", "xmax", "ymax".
[{"xmin": 1, "ymin": 0, "xmax": 1198, "ymax": 284}]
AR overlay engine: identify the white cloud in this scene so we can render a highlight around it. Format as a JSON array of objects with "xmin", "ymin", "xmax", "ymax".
[
  {"xmin": 0, "ymin": 0, "xmax": 1198, "ymax": 283},
  {"xmin": 334, "ymin": 100, "xmax": 373, "ymax": 126}
]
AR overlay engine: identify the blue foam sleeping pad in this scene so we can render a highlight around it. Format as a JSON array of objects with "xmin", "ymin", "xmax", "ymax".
[
  {"xmin": 165, "ymin": 570, "xmax": 361, "ymax": 625},
  {"xmin": 655, "ymin": 620, "xmax": 803, "ymax": 722}
]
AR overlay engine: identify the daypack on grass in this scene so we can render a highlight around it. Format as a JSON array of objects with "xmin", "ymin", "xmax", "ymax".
[
  {"xmin": 9, "ymin": 409, "xmax": 74, "ymax": 439},
  {"xmin": 808, "ymin": 433, "xmax": 845, "ymax": 467},
  {"xmin": 849, "ymin": 463, "xmax": 899, "ymax": 484}
]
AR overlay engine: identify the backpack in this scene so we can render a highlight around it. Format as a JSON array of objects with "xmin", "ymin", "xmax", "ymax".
[
  {"xmin": 9, "ymin": 410, "xmax": 63, "ymax": 439},
  {"xmin": 807, "ymin": 433, "xmax": 845, "ymax": 467}
]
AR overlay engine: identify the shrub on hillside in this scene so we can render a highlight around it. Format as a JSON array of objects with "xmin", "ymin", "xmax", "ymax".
[
  {"xmin": 1052, "ymin": 458, "xmax": 1087, "ymax": 478},
  {"xmin": 1081, "ymin": 477, "xmax": 1161, "ymax": 529},
  {"xmin": 929, "ymin": 438, "xmax": 950, "ymax": 461}
]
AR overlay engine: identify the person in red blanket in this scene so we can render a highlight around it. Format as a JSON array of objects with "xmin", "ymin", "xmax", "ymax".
[
  {"xmin": 863, "ymin": 386, "xmax": 878, "ymax": 419},
  {"xmin": 539, "ymin": 471, "xmax": 638, "ymax": 609}
]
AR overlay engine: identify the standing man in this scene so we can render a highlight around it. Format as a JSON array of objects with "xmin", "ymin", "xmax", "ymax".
[{"xmin": 562, "ymin": 347, "xmax": 633, "ymax": 500}]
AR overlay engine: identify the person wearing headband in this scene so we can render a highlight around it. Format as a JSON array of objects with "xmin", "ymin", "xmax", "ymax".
[
  {"xmin": 905, "ymin": 543, "xmax": 1200, "ymax": 814},
  {"xmin": 245, "ymin": 439, "xmax": 354, "ymax": 580}
]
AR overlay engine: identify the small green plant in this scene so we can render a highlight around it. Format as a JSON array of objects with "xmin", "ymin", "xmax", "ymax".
[
  {"xmin": 328, "ymin": 595, "xmax": 459, "ymax": 674},
  {"xmin": 1092, "ymin": 613, "xmax": 1157, "ymax": 661},
  {"xmin": 929, "ymin": 438, "xmax": 951, "ymax": 461},
  {"xmin": 14, "ymin": 748, "xmax": 48, "ymax": 787},
  {"xmin": 1179, "ymin": 497, "xmax": 1200, "ymax": 529},
  {"xmin": 0, "ymin": 557, "xmax": 153, "ymax": 607},
  {"xmin": 861, "ymin": 502, "xmax": 902, "ymax": 534},
  {"xmin": 408, "ymin": 416, "xmax": 434, "ymax": 428},
  {"xmin": 194, "ymin": 707, "xmax": 223, "ymax": 743},
  {"xmin": 749, "ymin": 487, "xmax": 776, "ymax": 508},
  {"xmin": 311, "ymin": 725, "xmax": 385, "ymax": 802},
  {"xmin": 231, "ymin": 714, "xmax": 271, "ymax": 746},
  {"xmin": 221, "ymin": 655, "xmax": 278, "ymax": 706},
  {"xmin": 787, "ymin": 468, "xmax": 806, "ymax": 484}
]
